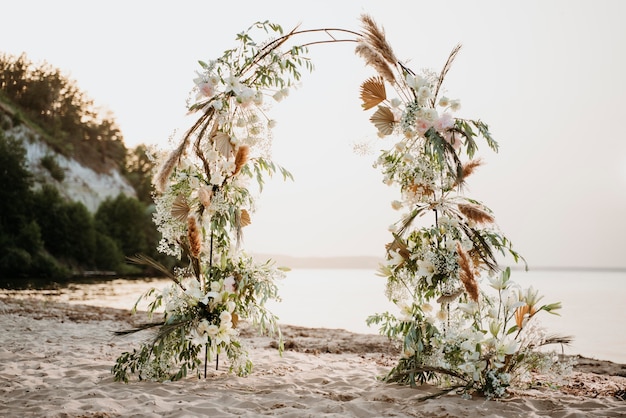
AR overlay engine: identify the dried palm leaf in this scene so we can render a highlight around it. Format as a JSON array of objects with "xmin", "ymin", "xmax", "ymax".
[
  {"xmin": 360, "ymin": 76, "xmax": 387, "ymax": 110},
  {"xmin": 214, "ymin": 131, "xmax": 234, "ymax": 158},
  {"xmin": 171, "ymin": 194, "xmax": 190, "ymax": 222},
  {"xmin": 370, "ymin": 105, "xmax": 395, "ymax": 135},
  {"xmin": 239, "ymin": 209, "xmax": 251, "ymax": 227},
  {"xmin": 436, "ymin": 288, "xmax": 463, "ymax": 304}
]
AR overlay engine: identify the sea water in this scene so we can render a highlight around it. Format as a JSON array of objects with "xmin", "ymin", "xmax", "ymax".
[
  {"xmin": 4, "ymin": 268, "xmax": 624, "ymax": 364},
  {"xmin": 268, "ymin": 268, "xmax": 626, "ymax": 364}
]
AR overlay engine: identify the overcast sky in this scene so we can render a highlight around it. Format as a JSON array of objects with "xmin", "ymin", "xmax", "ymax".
[{"xmin": 3, "ymin": 0, "xmax": 625, "ymax": 269}]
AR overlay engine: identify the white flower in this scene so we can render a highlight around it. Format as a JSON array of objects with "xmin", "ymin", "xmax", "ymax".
[
  {"xmin": 438, "ymin": 96, "xmax": 450, "ymax": 107},
  {"xmin": 387, "ymin": 250, "xmax": 405, "ymax": 267},
  {"xmin": 458, "ymin": 301, "xmax": 479, "ymax": 315},
  {"xmin": 391, "ymin": 200, "xmax": 403, "ymax": 210},
  {"xmin": 207, "ymin": 324, "xmax": 219, "ymax": 337},
  {"xmin": 188, "ymin": 328, "xmax": 207, "ymax": 346},
  {"xmin": 417, "ymin": 86, "xmax": 432, "ymax": 101},
  {"xmin": 421, "ymin": 303, "xmax": 434, "ymax": 313},
  {"xmin": 197, "ymin": 319, "xmax": 211, "ymax": 335},
  {"xmin": 196, "ymin": 82, "xmax": 216, "ymax": 99},
  {"xmin": 224, "ymin": 74, "xmax": 243, "ymax": 94},
  {"xmin": 219, "ymin": 310, "xmax": 232, "ymax": 324},
  {"xmin": 226, "ymin": 300, "xmax": 236, "ymax": 313},
  {"xmin": 223, "ymin": 276, "xmax": 236, "ymax": 293},
  {"xmin": 397, "ymin": 302, "xmax": 413, "ymax": 320},
  {"xmin": 416, "ymin": 259, "xmax": 435, "ymax": 283},
  {"xmin": 449, "ymin": 99, "xmax": 461, "ymax": 111},
  {"xmin": 267, "ymin": 119, "xmax": 277, "ymax": 129},
  {"xmin": 436, "ymin": 309, "xmax": 448, "ymax": 321}
]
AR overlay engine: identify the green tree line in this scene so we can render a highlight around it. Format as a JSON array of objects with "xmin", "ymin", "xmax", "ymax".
[
  {"xmin": 0, "ymin": 53, "xmax": 174, "ymax": 286},
  {"xmin": 0, "ymin": 52, "xmax": 125, "ymax": 173}
]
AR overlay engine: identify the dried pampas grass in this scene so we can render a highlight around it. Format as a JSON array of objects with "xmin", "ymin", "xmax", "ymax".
[
  {"xmin": 187, "ymin": 215, "xmax": 202, "ymax": 258},
  {"xmin": 457, "ymin": 243, "xmax": 479, "ymax": 302},
  {"xmin": 458, "ymin": 203, "xmax": 494, "ymax": 225},
  {"xmin": 233, "ymin": 145, "xmax": 250, "ymax": 176},
  {"xmin": 359, "ymin": 14, "xmax": 397, "ymax": 66}
]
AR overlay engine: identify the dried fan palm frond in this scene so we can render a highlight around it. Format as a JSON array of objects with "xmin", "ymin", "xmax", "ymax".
[
  {"xmin": 233, "ymin": 145, "xmax": 250, "ymax": 176},
  {"xmin": 359, "ymin": 14, "xmax": 398, "ymax": 66},
  {"xmin": 214, "ymin": 131, "xmax": 234, "ymax": 158},
  {"xmin": 355, "ymin": 43, "xmax": 396, "ymax": 84},
  {"xmin": 458, "ymin": 203, "xmax": 494, "ymax": 225},
  {"xmin": 436, "ymin": 288, "xmax": 463, "ymax": 304},
  {"xmin": 360, "ymin": 76, "xmax": 387, "ymax": 110},
  {"xmin": 197, "ymin": 186, "xmax": 213, "ymax": 209},
  {"xmin": 457, "ymin": 243, "xmax": 479, "ymax": 302},
  {"xmin": 370, "ymin": 105, "xmax": 396, "ymax": 135},
  {"xmin": 239, "ymin": 209, "xmax": 251, "ymax": 227},
  {"xmin": 171, "ymin": 194, "xmax": 190, "ymax": 222}
]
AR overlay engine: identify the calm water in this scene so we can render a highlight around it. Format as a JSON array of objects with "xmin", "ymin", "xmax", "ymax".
[{"xmin": 3, "ymin": 268, "xmax": 625, "ymax": 364}]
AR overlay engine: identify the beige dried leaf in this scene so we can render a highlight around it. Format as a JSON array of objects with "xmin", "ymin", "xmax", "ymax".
[
  {"xmin": 370, "ymin": 106, "xmax": 395, "ymax": 136},
  {"xmin": 360, "ymin": 76, "xmax": 387, "ymax": 110},
  {"xmin": 213, "ymin": 131, "xmax": 233, "ymax": 158},
  {"xmin": 171, "ymin": 194, "xmax": 190, "ymax": 222},
  {"xmin": 239, "ymin": 209, "xmax": 251, "ymax": 227}
]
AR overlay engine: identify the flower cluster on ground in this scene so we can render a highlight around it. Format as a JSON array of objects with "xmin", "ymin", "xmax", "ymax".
[{"xmin": 356, "ymin": 16, "xmax": 569, "ymax": 398}]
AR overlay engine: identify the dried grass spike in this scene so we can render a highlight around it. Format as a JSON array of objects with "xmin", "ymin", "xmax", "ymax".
[
  {"xmin": 458, "ymin": 203, "xmax": 494, "ymax": 225},
  {"xmin": 171, "ymin": 194, "xmax": 190, "ymax": 222},
  {"xmin": 360, "ymin": 76, "xmax": 387, "ymax": 110},
  {"xmin": 187, "ymin": 215, "xmax": 202, "ymax": 258},
  {"xmin": 359, "ymin": 14, "xmax": 397, "ymax": 65},
  {"xmin": 355, "ymin": 43, "xmax": 396, "ymax": 84},
  {"xmin": 233, "ymin": 145, "xmax": 250, "ymax": 176},
  {"xmin": 370, "ymin": 106, "xmax": 395, "ymax": 136},
  {"xmin": 457, "ymin": 243, "xmax": 479, "ymax": 302}
]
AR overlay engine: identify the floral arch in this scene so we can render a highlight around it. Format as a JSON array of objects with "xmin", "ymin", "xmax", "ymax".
[{"xmin": 112, "ymin": 16, "xmax": 565, "ymax": 399}]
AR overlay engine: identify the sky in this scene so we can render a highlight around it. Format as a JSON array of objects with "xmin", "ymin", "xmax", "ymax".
[{"xmin": 2, "ymin": 0, "xmax": 626, "ymax": 269}]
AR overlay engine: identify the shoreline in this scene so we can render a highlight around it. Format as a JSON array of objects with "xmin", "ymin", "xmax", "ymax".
[{"xmin": 1, "ymin": 296, "xmax": 625, "ymax": 417}]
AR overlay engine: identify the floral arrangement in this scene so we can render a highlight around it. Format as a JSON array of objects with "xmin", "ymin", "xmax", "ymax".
[
  {"xmin": 112, "ymin": 21, "xmax": 320, "ymax": 382},
  {"xmin": 112, "ymin": 15, "xmax": 569, "ymax": 396},
  {"xmin": 355, "ymin": 16, "xmax": 570, "ymax": 398}
]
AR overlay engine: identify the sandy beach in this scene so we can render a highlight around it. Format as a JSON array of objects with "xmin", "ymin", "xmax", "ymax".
[{"xmin": 1, "ymin": 296, "xmax": 625, "ymax": 418}]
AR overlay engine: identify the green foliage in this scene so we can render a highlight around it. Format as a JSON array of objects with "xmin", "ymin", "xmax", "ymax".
[
  {"xmin": 95, "ymin": 194, "xmax": 152, "ymax": 257},
  {"xmin": 40, "ymin": 154, "xmax": 65, "ymax": 181},
  {"xmin": 123, "ymin": 144, "xmax": 155, "ymax": 204},
  {"xmin": 0, "ymin": 52, "xmax": 127, "ymax": 173}
]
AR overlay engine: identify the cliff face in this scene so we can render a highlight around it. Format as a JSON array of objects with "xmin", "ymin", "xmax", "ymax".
[{"xmin": 5, "ymin": 123, "xmax": 136, "ymax": 213}]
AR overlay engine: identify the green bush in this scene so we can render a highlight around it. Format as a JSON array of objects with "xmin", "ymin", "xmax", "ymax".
[{"xmin": 40, "ymin": 154, "xmax": 65, "ymax": 181}]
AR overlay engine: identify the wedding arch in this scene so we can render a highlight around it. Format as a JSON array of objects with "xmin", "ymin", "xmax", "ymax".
[{"xmin": 112, "ymin": 16, "xmax": 567, "ymax": 399}]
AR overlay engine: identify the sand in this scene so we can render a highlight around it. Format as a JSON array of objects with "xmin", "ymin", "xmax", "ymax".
[{"xmin": 1, "ymin": 296, "xmax": 625, "ymax": 418}]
